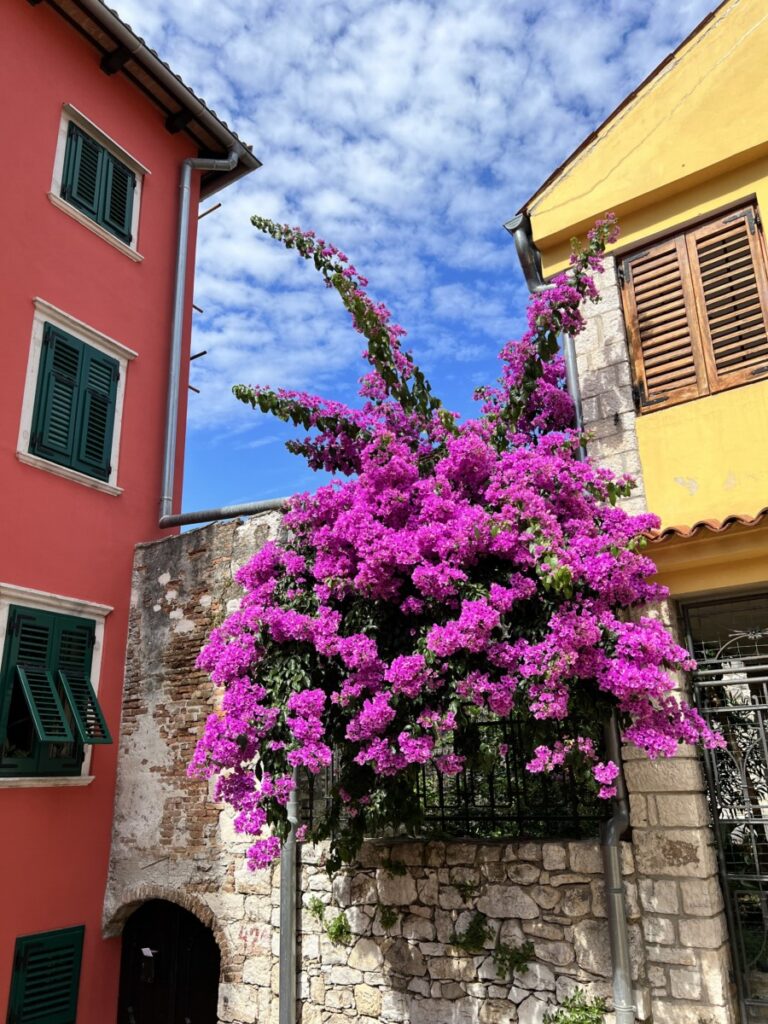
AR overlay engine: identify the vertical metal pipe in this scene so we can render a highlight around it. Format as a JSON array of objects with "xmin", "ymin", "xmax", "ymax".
[
  {"xmin": 279, "ymin": 769, "xmax": 299, "ymax": 1024},
  {"xmin": 601, "ymin": 713, "xmax": 636, "ymax": 1024},
  {"xmin": 160, "ymin": 151, "xmax": 238, "ymax": 525},
  {"xmin": 506, "ymin": 212, "xmax": 635, "ymax": 1020},
  {"xmin": 562, "ymin": 332, "xmax": 587, "ymax": 461}
]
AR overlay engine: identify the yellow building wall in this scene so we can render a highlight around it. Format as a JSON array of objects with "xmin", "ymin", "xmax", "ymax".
[
  {"xmin": 637, "ymin": 379, "xmax": 768, "ymax": 528},
  {"xmin": 523, "ymin": 0, "xmax": 768, "ymax": 538},
  {"xmin": 529, "ymin": 0, "xmax": 768, "ymax": 257}
]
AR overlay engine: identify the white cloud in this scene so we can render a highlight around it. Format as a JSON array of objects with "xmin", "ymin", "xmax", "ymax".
[{"xmin": 113, "ymin": 0, "xmax": 715, "ymax": 478}]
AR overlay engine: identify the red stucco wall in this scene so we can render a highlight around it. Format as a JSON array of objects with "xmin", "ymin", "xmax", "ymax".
[{"xmin": 0, "ymin": 2, "xmax": 202, "ymax": 1020}]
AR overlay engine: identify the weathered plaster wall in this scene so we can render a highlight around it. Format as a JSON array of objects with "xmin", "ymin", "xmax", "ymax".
[{"xmin": 105, "ymin": 505, "xmax": 735, "ymax": 1024}]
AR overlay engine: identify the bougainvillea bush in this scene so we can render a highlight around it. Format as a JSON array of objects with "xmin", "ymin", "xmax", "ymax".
[{"xmin": 189, "ymin": 214, "xmax": 723, "ymax": 871}]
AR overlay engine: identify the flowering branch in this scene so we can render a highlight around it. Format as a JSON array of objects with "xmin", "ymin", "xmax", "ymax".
[{"xmin": 191, "ymin": 214, "xmax": 723, "ymax": 872}]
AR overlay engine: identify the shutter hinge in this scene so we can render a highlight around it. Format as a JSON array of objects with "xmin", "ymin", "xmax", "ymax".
[
  {"xmin": 30, "ymin": 431, "xmax": 40, "ymax": 450},
  {"xmin": 750, "ymin": 365, "xmax": 768, "ymax": 378},
  {"xmin": 106, "ymin": 464, "xmax": 113, "ymax": 477},
  {"xmin": 633, "ymin": 382, "xmax": 667, "ymax": 409},
  {"xmin": 9, "ymin": 614, "xmax": 21, "ymax": 638},
  {"xmin": 617, "ymin": 263, "xmax": 626, "ymax": 287},
  {"xmin": 725, "ymin": 208, "xmax": 757, "ymax": 234}
]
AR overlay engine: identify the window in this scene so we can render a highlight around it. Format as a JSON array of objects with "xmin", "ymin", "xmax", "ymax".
[
  {"xmin": 48, "ymin": 105, "xmax": 148, "ymax": 260},
  {"xmin": 0, "ymin": 606, "xmax": 111, "ymax": 778},
  {"xmin": 61, "ymin": 122, "xmax": 135, "ymax": 244},
  {"xmin": 17, "ymin": 299, "xmax": 136, "ymax": 493},
  {"xmin": 8, "ymin": 926, "xmax": 84, "ymax": 1024},
  {"xmin": 29, "ymin": 323, "xmax": 119, "ymax": 483},
  {"xmin": 620, "ymin": 204, "xmax": 768, "ymax": 411}
]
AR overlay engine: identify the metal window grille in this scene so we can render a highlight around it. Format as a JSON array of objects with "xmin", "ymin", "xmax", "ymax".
[{"xmin": 687, "ymin": 593, "xmax": 768, "ymax": 1022}]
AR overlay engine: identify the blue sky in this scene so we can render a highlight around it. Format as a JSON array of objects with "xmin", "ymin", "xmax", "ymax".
[{"xmin": 115, "ymin": 0, "xmax": 716, "ymax": 513}]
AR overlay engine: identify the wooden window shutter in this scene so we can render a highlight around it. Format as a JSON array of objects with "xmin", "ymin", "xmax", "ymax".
[
  {"xmin": 686, "ymin": 207, "xmax": 768, "ymax": 391},
  {"xmin": 101, "ymin": 155, "xmax": 135, "ymax": 243},
  {"xmin": 72, "ymin": 347, "xmax": 119, "ymax": 482},
  {"xmin": 30, "ymin": 325, "xmax": 83, "ymax": 465},
  {"xmin": 4, "ymin": 608, "xmax": 74, "ymax": 745},
  {"xmin": 61, "ymin": 122, "xmax": 136, "ymax": 243},
  {"xmin": 621, "ymin": 237, "xmax": 708, "ymax": 410},
  {"xmin": 8, "ymin": 926, "xmax": 84, "ymax": 1024},
  {"xmin": 61, "ymin": 123, "xmax": 105, "ymax": 220},
  {"xmin": 56, "ymin": 618, "xmax": 111, "ymax": 744}
]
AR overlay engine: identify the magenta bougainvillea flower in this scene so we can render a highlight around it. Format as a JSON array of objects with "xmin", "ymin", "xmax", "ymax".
[{"xmin": 189, "ymin": 214, "xmax": 723, "ymax": 871}]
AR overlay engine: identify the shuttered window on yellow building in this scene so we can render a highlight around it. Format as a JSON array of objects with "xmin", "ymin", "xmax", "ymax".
[{"xmin": 620, "ymin": 205, "xmax": 768, "ymax": 411}]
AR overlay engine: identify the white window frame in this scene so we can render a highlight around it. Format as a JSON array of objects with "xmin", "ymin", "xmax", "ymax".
[
  {"xmin": 0, "ymin": 582, "xmax": 113, "ymax": 788},
  {"xmin": 48, "ymin": 103, "xmax": 150, "ymax": 262},
  {"xmin": 17, "ymin": 298, "xmax": 137, "ymax": 496}
]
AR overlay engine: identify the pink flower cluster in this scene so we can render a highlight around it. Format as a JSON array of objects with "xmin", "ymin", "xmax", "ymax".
[{"xmin": 190, "ymin": 212, "xmax": 723, "ymax": 870}]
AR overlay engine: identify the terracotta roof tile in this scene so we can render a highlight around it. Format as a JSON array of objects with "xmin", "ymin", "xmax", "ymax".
[{"xmin": 649, "ymin": 506, "xmax": 768, "ymax": 543}]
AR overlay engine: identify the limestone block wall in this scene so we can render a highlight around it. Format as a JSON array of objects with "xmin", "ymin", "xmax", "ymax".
[
  {"xmin": 575, "ymin": 262, "xmax": 646, "ymax": 516},
  {"xmin": 104, "ymin": 506, "xmax": 736, "ymax": 1024},
  {"xmin": 293, "ymin": 836, "xmax": 641, "ymax": 1024},
  {"xmin": 577, "ymin": 266, "xmax": 737, "ymax": 1024}
]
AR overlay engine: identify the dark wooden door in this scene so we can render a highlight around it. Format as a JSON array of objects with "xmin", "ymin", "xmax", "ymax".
[{"xmin": 117, "ymin": 900, "xmax": 220, "ymax": 1024}]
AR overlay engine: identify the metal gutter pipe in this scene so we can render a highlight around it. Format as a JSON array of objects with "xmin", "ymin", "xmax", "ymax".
[
  {"xmin": 159, "ymin": 151, "xmax": 237, "ymax": 529},
  {"xmin": 157, "ymin": 153, "xmax": 291, "ymax": 531},
  {"xmin": 160, "ymin": 498, "xmax": 289, "ymax": 530},
  {"xmin": 506, "ymin": 211, "xmax": 636, "ymax": 1022},
  {"xmin": 601, "ymin": 713, "xmax": 636, "ymax": 1024},
  {"xmin": 279, "ymin": 769, "xmax": 300, "ymax": 1024}
]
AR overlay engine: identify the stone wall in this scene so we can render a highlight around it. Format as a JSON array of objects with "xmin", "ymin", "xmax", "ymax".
[
  {"xmin": 577, "ymin": 262, "xmax": 737, "ymax": 1024},
  {"xmin": 105, "ymin": 515, "xmax": 645, "ymax": 1024},
  {"xmin": 575, "ymin": 262, "xmax": 646, "ymax": 517},
  {"xmin": 293, "ymin": 836, "xmax": 641, "ymax": 1024},
  {"xmin": 104, "ymin": 504, "xmax": 737, "ymax": 1023}
]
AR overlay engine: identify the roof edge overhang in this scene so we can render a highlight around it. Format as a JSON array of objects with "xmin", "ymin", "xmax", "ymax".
[
  {"xmin": 36, "ymin": 0, "xmax": 261, "ymax": 198},
  {"xmin": 648, "ymin": 512, "xmax": 768, "ymax": 598}
]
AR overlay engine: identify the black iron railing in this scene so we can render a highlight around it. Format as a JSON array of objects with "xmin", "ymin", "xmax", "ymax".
[{"xmin": 415, "ymin": 716, "xmax": 603, "ymax": 840}]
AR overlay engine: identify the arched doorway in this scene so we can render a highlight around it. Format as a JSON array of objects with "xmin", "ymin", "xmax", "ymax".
[{"xmin": 117, "ymin": 899, "xmax": 221, "ymax": 1024}]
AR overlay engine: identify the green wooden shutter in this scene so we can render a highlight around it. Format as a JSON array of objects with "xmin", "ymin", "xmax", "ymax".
[
  {"xmin": 56, "ymin": 619, "xmax": 111, "ymax": 745},
  {"xmin": 61, "ymin": 123, "xmax": 105, "ymax": 220},
  {"xmin": 8, "ymin": 926, "xmax": 84, "ymax": 1024},
  {"xmin": 30, "ymin": 326, "xmax": 83, "ymax": 465},
  {"xmin": 6, "ymin": 609, "xmax": 74, "ymax": 744},
  {"xmin": 71, "ymin": 347, "xmax": 119, "ymax": 481},
  {"xmin": 61, "ymin": 122, "xmax": 136, "ymax": 244},
  {"xmin": 101, "ymin": 155, "xmax": 135, "ymax": 243}
]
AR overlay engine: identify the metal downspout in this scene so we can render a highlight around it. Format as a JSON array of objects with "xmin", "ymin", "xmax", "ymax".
[
  {"xmin": 506, "ymin": 211, "xmax": 636, "ymax": 1022},
  {"xmin": 279, "ymin": 769, "xmax": 300, "ymax": 1024},
  {"xmin": 601, "ymin": 713, "xmax": 636, "ymax": 1024},
  {"xmin": 159, "ymin": 150, "xmax": 237, "ymax": 529},
  {"xmin": 157, "ymin": 151, "xmax": 291, "ymax": 530},
  {"xmin": 161, "ymin": 156, "xmax": 300, "ymax": 1020}
]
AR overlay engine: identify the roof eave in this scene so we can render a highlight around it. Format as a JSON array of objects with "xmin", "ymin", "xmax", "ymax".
[{"xmin": 41, "ymin": 0, "xmax": 261, "ymax": 195}]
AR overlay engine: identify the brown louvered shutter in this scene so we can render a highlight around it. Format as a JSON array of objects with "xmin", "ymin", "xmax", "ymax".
[
  {"xmin": 686, "ymin": 208, "xmax": 768, "ymax": 392},
  {"xmin": 622, "ymin": 237, "xmax": 708, "ymax": 410}
]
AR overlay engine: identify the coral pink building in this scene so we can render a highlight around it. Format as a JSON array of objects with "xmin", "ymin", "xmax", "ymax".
[{"xmin": 0, "ymin": 3, "xmax": 258, "ymax": 1021}]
